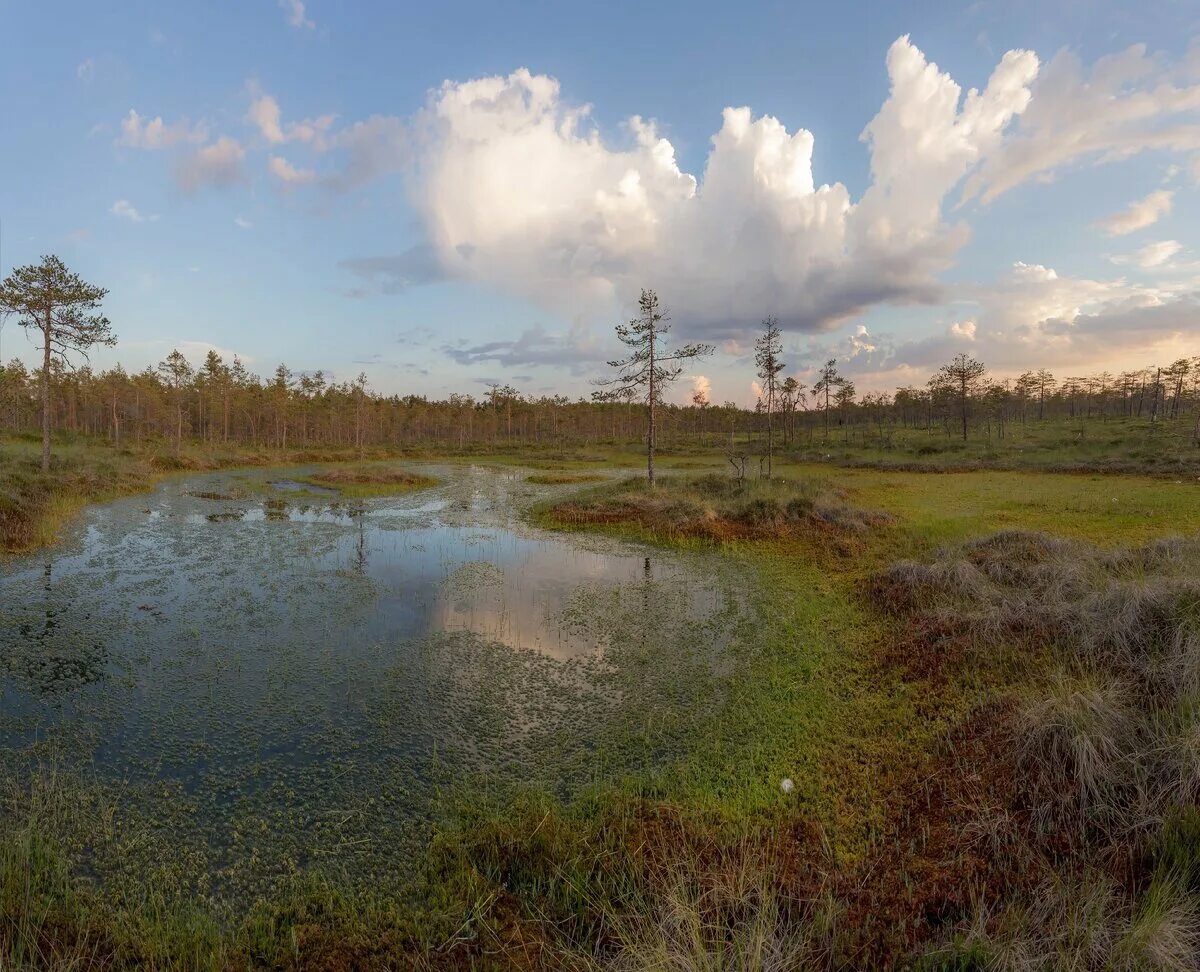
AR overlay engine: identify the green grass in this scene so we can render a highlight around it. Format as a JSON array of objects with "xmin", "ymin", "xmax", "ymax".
[
  {"xmin": 773, "ymin": 461, "xmax": 1200, "ymax": 547},
  {"xmin": 779, "ymin": 414, "xmax": 1200, "ymax": 475}
]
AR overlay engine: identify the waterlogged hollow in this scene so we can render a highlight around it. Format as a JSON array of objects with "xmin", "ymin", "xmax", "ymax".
[{"xmin": 0, "ymin": 464, "xmax": 750, "ymax": 901}]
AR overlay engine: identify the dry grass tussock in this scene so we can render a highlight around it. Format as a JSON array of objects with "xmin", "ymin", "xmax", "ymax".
[
  {"xmin": 599, "ymin": 864, "xmax": 835, "ymax": 972},
  {"xmin": 871, "ymin": 530, "xmax": 1200, "ymax": 969}
]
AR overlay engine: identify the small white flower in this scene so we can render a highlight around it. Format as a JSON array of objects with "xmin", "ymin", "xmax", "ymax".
[{"xmin": 780, "ymin": 777, "xmax": 794, "ymax": 794}]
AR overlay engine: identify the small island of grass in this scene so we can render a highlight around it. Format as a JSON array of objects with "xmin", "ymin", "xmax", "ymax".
[
  {"xmin": 545, "ymin": 471, "xmax": 891, "ymax": 541},
  {"xmin": 297, "ymin": 465, "xmax": 437, "ymax": 497},
  {"xmin": 525, "ymin": 472, "xmax": 606, "ymax": 485}
]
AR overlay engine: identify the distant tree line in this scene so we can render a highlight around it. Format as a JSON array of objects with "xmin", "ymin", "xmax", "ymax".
[
  {"xmin": 3, "ymin": 338, "xmax": 1196, "ymax": 456},
  {"xmin": 792, "ymin": 353, "xmax": 1200, "ymax": 446},
  {"xmin": 3, "ymin": 257, "xmax": 1198, "ymax": 465}
]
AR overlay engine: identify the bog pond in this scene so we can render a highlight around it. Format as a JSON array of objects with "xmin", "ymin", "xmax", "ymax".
[{"xmin": 0, "ymin": 464, "xmax": 752, "ymax": 900}]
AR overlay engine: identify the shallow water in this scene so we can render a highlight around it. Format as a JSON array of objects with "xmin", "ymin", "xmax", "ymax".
[{"xmin": 0, "ymin": 463, "xmax": 749, "ymax": 898}]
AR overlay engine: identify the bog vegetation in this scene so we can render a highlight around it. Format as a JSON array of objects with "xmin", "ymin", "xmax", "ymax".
[{"xmin": 3, "ymin": 256, "xmax": 1200, "ymax": 969}]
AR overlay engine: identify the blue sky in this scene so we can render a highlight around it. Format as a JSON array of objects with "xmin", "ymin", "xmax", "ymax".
[{"xmin": 2, "ymin": 0, "xmax": 1199, "ymax": 404}]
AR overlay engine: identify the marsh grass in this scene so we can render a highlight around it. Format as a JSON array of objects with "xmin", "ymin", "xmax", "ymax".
[
  {"xmin": 0, "ymin": 442, "xmax": 153, "ymax": 551},
  {"xmin": 2, "ymin": 470, "xmax": 916, "ymax": 968},
  {"xmin": 6, "ymin": 435, "xmax": 1199, "ymax": 969},
  {"xmin": 596, "ymin": 852, "xmax": 838, "ymax": 972},
  {"xmin": 0, "ymin": 434, "xmax": 438, "ymax": 553},
  {"xmin": 873, "ymin": 530, "xmax": 1200, "ymax": 969}
]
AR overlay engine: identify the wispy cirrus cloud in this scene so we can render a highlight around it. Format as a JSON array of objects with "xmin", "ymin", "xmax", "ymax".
[
  {"xmin": 267, "ymin": 154, "xmax": 317, "ymax": 186},
  {"xmin": 1110, "ymin": 239, "xmax": 1183, "ymax": 269},
  {"xmin": 962, "ymin": 44, "xmax": 1200, "ymax": 204},
  {"xmin": 1095, "ymin": 190, "xmax": 1174, "ymax": 237},
  {"xmin": 246, "ymin": 88, "xmax": 335, "ymax": 147},
  {"xmin": 278, "ymin": 0, "xmax": 314, "ymax": 30},
  {"xmin": 174, "ymin": 136, "xmax": 245, "ymax": 192},
  {"xmin": 339, "ymin": 246, "xmax": 443, "ymax": 295},
  {"xmin": 118, "ymin": 109, "xmax": 207, "ymax": 150},
  {"xmin": 441, "ymin": 321, "xmax": 605, "ymax": 375},
  {"xmin": 244, "ymin": 88, "xmax": 405, "ymax": 191},
  {"xmin": 109, "ymin": 199, "xmax": 158, "ymax": 223}
]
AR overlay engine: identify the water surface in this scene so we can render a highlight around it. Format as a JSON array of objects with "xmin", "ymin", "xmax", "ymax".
[{"xmin": 0, "ymin": 464, "xmax": 748, "ymax": 899}]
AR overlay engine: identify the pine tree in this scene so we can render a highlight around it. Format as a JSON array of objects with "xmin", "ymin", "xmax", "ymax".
[
  {"xmin": 593, "ymin": 289, "xmax": 712, "ymax": 484},
  {"xmin": 0, "ymin": 255, "xmax": 115, "ymax": 470},
  {"xmin": 157, "ymin": 349, "xmax": 194, "ymax": 454},
  {"xmin": 938, "ymin": 352, "xmax": 987, "ymax": 441},
  {"xmin": 754, "ymin": 317, "xmax": 785, "ymax": 477}
]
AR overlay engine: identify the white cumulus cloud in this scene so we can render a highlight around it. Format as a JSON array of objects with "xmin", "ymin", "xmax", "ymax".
[{"xmin": 407, "ymin": 38, "xmax": 1039, "ymax": 338}]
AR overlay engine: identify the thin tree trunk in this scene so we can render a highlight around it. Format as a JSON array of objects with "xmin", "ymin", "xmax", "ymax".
[
  {"xmin": 961, "ymin": 379, "xmax": 968, "ymax": 441},
  {"xmin": 647, "ymin": 313, "xmax": 656, "ymax": 486},
  {"xmin": 41, "ymin": 311, "xmax": 51, "ymax": 472},
  {"xmin": 766, "ymin": 387, "xmax": 773, "ymax": 477}
]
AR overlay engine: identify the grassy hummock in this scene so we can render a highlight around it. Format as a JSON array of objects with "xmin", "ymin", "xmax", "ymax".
[
  {"xmin": 296, "ymin": 465, "xmax": 438, "ymax": 497},
  {"xmin": 524, "ymin": 472, "xmax": 606, "ymax": 485},
  {"xmin": 867, "ymin": 530, "xmax": 1200, "ymax": 967},
  {"xmin": 546, "ymin": 471, "xmax": 892, "ymax": 540}
]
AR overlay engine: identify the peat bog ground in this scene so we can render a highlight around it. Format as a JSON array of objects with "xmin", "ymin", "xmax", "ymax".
[{"xmin": 2, "ymin": 438, "xmax": 1199, "ymax": 969}]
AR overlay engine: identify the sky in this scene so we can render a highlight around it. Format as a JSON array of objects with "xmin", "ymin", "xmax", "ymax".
[{"xmin": 2, "ymin": 0, "xmax": 1200, "ymax": 406}]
